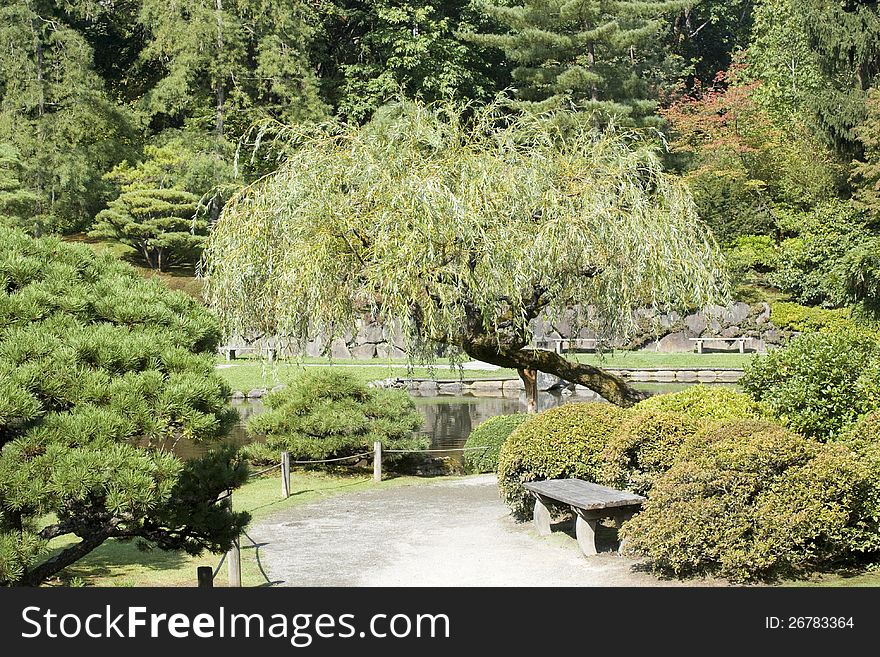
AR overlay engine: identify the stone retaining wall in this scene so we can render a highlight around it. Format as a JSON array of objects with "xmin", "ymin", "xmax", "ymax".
[{"xmin": 222, "ymin": 300, "xmax": 791, "ymax": 359}]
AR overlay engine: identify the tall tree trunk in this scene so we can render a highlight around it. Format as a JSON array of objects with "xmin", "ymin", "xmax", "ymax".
[
  {"xmin": 212, "ymin": 0, "xmax": 226, "ymax": 225},
  {"xmin": 587, "ymin": 43, "xmax": 599, "ymax": 102},
  {"xmin": 518, "ymin": 368, "xmax": 538, "ymax": 413}
]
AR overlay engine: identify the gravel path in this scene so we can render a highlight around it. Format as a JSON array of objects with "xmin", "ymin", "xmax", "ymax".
[{"xmin": 249, "ymin": 475, "xmax": 713, "ymax": 587}]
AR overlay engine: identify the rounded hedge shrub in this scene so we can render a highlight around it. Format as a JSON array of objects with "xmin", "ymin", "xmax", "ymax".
[
  {"xmin": 497, "ymin": 403, "xmax": 627, "ymax": 519},
  {"xmin": 635, "ymin": 385, "xmax": 769, "ymax": 422},
  {"xmin": 621, "ymin": 420, "xmax": 871, "ymax": 582},
  {"xmin": 463, "ymin": 414, "xmax": 529, "ymax": 474},
  {"xmin": 840, "ymin": 411, "xmax": 880, "ymax": 555},
  {"xmin": 601, "ymin": 410, "xmax": 701, "ymax": 496},
  {"xmin": 246, "ymin": 369, "xmax": 427, "ymax": 466},
  {"xmin": 741, "ymin": 328, "xmax": 880, "ymax": 440}
]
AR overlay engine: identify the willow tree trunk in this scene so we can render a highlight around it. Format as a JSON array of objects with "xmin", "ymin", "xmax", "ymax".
[
  {"xmin": 518, "ymin": 368, "xmax": 538, "ymax": 413},
  {"xmin": 462, "ymin": 338, "xmax": 648, "ymax": 408}
]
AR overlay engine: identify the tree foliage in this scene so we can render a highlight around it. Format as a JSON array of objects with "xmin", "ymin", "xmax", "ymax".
[
  {"xmin": 463, "ymin": 0, "xmax": 690, "ymax": 121},
  {"xmin": 0, "ymin": 226, "xmax": 246, "ymax": 586},
  {"xmin": 90, "ymin": 188, "xmax": 206, "ymax": 272},
  {"xmin": 205, "ymin": 101, "xmax": 726, "ymax": 405}
]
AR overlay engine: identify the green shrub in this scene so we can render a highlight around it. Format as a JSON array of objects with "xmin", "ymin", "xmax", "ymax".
[
  {"xmin": 770, "ymin": 301, "xmax": 853, "ymax": 333},
  {"xmin": 724, "ymin": 234, "xmax": 778, "ymax": 282},
  {"xmin": 463, "ymin": 414, "xmax": 529, "ymax": 474},
  {"xmin": 497, "ymin": 403, "xmax": 627, "ymax": 519},
  {"xmin": 840, "ymin": 412, "xmax": 880, "ymax": 555},
  {"xmin": 742, "ymin": 329, "xmax": 880, "ymax": 439},
  {"xmin": 246, "ymin": 369, "xmax": 426, "ymax": 466},
  {"xmin": 635, "ymin": 385, "xmax": 769, "ymax": 423},
  {"xmin": 601, "ymin": 410, "xmax": 701, "ymax": 496},
  {"xmin": 622, "ymin": 421, "xmax": 870, "ymax": 582}
]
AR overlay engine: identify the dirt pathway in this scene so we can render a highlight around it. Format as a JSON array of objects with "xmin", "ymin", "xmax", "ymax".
[{"xmin": 249, "ymin": 475, "xmax": 715, "ymax": 587}]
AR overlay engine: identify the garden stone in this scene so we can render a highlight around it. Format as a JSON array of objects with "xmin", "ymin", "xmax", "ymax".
[
  {"xmin": 247, "ymin": 388, "xmax": 267, "ymax": 398},
  {"xmin": 350, "ymin": 343, "xmax": 377, "ymax": 359},
  {"xmin": 330, "ymin": 338, "xmax": 352, "ymax": 359},
  {"xmin": 231, "ymin": 391, "xmax": 246, "ymax": 400}
]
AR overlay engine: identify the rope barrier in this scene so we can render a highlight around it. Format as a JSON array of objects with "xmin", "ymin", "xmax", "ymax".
[
  {"xmin": 289, "ymin": 452, "xmax": 372, "ymax": 464},
  {"xmin": 212, "ymin": 552, "xmax": 226, "ymax": 578},
  {"xmin": 248, "ymin": 463, "xmax": 282, "ymax": 478},
  {"xmin": 384, "ymin": 446, "xmax": 490, "ymax": 454}
]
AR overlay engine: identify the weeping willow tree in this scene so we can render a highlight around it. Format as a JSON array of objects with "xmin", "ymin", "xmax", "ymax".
[{"xmin": 204, "ymin": 102, "xmax": 727, "ymax": 408}]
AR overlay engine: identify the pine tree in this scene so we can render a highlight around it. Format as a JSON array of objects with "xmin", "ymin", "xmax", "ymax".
[
  {"xmin": 0, "ymin": 227, "xmax": 247, "ymax": 587},
  {"xmin": 91, "ymin": 189, "xmax": 205, "ymax": 272},
  {"xmin": 463, "ymin": 0, "xmax": 692, "ymax": 121},
  {"xmin": 0, "ymin": 143, "xmax": 40, "ymax": 231}
]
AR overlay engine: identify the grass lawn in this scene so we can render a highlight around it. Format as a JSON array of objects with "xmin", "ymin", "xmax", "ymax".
[
  {"xmin": 48, "ymin": 470, "xmax": 454, "ymax": 587},
  {"xmin": 217, "ymin": 362, "xmax": 518, "ymax": 392}
]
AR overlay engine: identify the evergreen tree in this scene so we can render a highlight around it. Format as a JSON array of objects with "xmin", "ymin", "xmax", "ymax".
[
  {"xmin": 91, "ymin": 189, "xmax": 205, "ymax": 272},
  {"xmin": 463, "ymin": 0, "xmax": 692, "ymax": 121},
  {"xmin": 0, "ymin": 144, "xmax": 40, "ymax": 231},
  {"xmin": 0, "ymin": 227, "xmax": 247, "ymax": 586},
  {"xmin": 0, "ymin": 1, "xmax": 141, "ymax": 234}
]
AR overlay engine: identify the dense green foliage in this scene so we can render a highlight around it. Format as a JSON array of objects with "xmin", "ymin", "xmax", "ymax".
[
  {"xmin": 496, "ymin": 403, "xmax": 627, "ymax": 518},
  {"xmin": 462, "ymin": 414, "xmax": 529, "ymax": 474},
  {"xmin": 622, "ymin": 421, "xmax": 872, "ymax": 582},
  {"xmin": 742, "ymin": 329, "xmax": 880, "ymax": 440},
  {"xmin": 245, "ymin": 370, "xmax": 426, "ymax": 465},
  {"xmin": 0, "ymin": 226, "xmax": 246, "ymax": 586},
  {"xmin": 634, "ymin": 385, "xmax": 768, "ymax": 422},
  {"xmin": 601, "ymin": 409, "xmax": 700, "ymax": 496}
]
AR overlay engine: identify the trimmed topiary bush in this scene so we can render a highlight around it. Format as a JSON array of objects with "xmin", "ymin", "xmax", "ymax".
[
  {"xmin": 497, "ymin": 403, "xmax": 627, "ymax": 519},
  {"xmin": 246, "ymin": 369, "xmax": 427, "ymax": 467},
  {"xmin": 635, "ymin": 385, "xmax": 769, "ymax": 422},
  {"xmin": 741, "ymin": 328, "xmax": 880, "ymax": 440},
  {"xmin": 601, "ymin": 410, "xmax": 701, "ymax": 496},
  {"xmin": 463, "ymin": 414, "xmax": 529, "ymax": 474},
  {"xmin": 621, "ymin": 420, "xmax": 870, "ymax": 582}
]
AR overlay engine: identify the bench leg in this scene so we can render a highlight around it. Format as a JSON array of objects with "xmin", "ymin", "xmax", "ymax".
[
  {"xmin": 739, "ymin": 340, "xmax": 744, "ymax": 354},
  {"xmin": 575, "ymin": 516, "xmax": 598, "ymax": 556},
  {"xmin": 614, "ymin": 517, "xmax": 627, "ymax": 556},
  {"xmin": 225, "ymin": 350, "xmax": 234, "ymax": 362},
  {"xmin": 533, "ymin": 498, "xmax": 552, "ymax": 537}
]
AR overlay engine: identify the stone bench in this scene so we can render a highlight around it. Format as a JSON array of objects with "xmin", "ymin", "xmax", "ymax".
[
  {"xmin": 219, "ymin": 345, "xmax": 277, "ymax": 362},
  {"xmin": 688, "ymin": 336, "xmax": 753, "ymax": 354},
  {"xmin": 523, "ymin": 479, "xmax": 645, "ymax": 556}
]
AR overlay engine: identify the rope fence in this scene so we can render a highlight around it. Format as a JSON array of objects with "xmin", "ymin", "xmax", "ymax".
[{"xmin": 199, "ymin": 442, "xmax": 491, "ymax": 588}]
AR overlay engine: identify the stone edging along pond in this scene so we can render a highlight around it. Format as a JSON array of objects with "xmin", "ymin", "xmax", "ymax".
[{"xmin": 230, "ymin": 368, "xmax": 745, "ymax": 399}]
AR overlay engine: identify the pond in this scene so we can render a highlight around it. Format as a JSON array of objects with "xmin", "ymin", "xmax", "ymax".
[{"xmin": 170, "ymin": 382, "xmax": 715, "ymax": 460}]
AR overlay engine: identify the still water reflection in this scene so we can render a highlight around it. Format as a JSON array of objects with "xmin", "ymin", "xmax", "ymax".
[{"xmin": 170, "ymin": 382, "xmax": 703, "ymax": 459}]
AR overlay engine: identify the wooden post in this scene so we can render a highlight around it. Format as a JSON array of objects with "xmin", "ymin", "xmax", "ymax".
[
  {"xmin": 226, "ymin": 492, "xmax": 241, "ymax": 587},
  {"xmin": 281, "ymin": 451, "xmax": 291, "ymax": 499},
  {"xmin": 373, "ymin": 441, "xmax": 382, "ymax": 482},
  {"xmin": 197, "ymin": 566, "xmax": 214, "ymax": 588}
]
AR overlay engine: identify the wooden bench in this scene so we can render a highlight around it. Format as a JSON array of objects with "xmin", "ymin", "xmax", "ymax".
[
  {"xmin": 689, "ymin": 336, "xmax": 753, "ymax": 354},
  {"xmin": 534, "ymin": 338, "xmax": 599, "ymax": 354},
  {"xmin": 523, "ymin": 479, "xmax": 645, "ymax": 556},
  {"xmin": 219, "ymin": 345, "xmax": 277, "ymax": 362}
]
